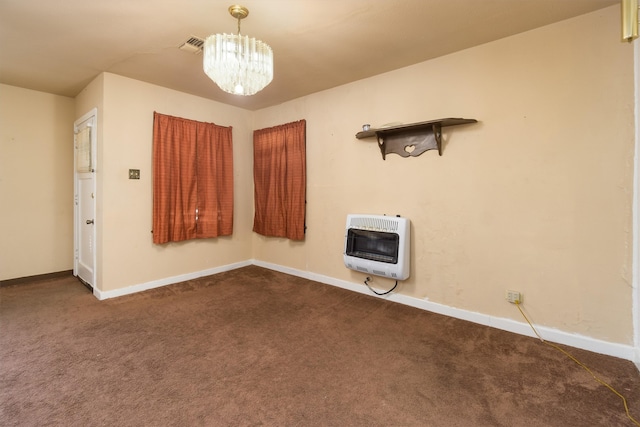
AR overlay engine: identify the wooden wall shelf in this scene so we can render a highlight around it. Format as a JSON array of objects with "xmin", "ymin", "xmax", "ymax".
[{"xmin": 355, "ymin": 118, "xmax": 477, "ymax": 160}]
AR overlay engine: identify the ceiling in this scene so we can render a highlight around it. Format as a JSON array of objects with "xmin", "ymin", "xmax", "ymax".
[{"xmin": 0, "ymin": 0, "xmax": 619, "ymax": 111}]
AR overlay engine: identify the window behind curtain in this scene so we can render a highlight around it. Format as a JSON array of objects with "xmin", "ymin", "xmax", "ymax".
[
  {"xmin": 253, "ymin": 119, "xmax": 306, "ymax": 240},
  {"xmin": 153, "ymin": 112, "xmax": 233, "ymax": 244}
]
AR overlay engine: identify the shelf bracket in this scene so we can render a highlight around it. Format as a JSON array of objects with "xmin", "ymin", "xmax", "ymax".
[{"xmin": 377, "ymin": 123, "xmax": 442, "ymax": 160}]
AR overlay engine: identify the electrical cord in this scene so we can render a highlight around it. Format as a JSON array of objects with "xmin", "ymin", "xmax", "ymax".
[
  {"xmin": 515, "ymin": 301, "xmax": 640, "ymax": 426},
  {"xmin": 363, "ymin": 276, "xmax": 397, "ymax": 295}
]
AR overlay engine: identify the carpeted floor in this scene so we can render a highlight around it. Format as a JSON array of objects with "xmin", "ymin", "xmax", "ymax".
[{"xmin": 1, "ymin": 265, "xmax": 640, "ymax": 426}]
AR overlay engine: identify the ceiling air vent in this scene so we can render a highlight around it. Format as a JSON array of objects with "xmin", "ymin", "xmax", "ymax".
[{"xmin": 179, "ymin": 36, "xmax": 204, "ymax": 54}]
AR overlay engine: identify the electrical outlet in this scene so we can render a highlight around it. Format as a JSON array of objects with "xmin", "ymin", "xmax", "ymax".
[
  {"xmin": 505, "ymin": 290, "xmax": 522, "ymax": 304},
  {"xmin": 129, "ymin": 169, "xmax": 140, "ymax": 180}
]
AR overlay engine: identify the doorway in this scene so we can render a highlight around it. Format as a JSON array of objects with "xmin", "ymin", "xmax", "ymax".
[{"xmin": 73, "ymin": 108, "xmax": 97, "ymax": 291}]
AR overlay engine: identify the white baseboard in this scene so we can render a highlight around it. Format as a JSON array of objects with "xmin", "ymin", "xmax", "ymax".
[
  {"xmin": 93, "ymin": 258, "xmax": 637, "ymax": 362},
  {"xmin": 253, "ymin": 260, "xmax": 636, "ymax": 362},
  {"xmin": 93, "ymin": 260, "xmax": 252, "ymax": 300}
]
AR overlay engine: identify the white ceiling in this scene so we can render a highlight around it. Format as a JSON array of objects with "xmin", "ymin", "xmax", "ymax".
[{"xmin": 0, "ymin": 0, "xmax": 619, "ymax": 111}]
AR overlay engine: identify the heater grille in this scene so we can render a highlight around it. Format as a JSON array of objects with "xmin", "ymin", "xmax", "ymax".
[{"xmin": 348, "ymin": 216, "xmax": 399, "ymax": 232}]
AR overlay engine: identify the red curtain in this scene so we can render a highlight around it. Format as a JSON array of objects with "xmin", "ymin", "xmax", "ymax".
[
  {"xmin": 153, "ymin": 112, "xmax": 233, "ymax": 244},
  {"xmin": 253, "ymin": 119, "xmax": 306, "ymax": 240}
]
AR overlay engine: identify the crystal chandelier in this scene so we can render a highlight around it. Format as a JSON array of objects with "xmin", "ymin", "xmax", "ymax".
[{"xmin": 203, "ymin": 5, "xmax": 273, "ymax": 96}]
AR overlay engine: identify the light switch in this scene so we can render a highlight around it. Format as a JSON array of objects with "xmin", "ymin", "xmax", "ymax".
[{"xmin": 129, "ymin": 169, "xmax": 140, "ymax": 179}]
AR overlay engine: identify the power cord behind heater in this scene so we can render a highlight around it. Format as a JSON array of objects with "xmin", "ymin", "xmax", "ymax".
[{"xmin": 364, "ymin": 276, "xmax": 398, "ymax": 295}]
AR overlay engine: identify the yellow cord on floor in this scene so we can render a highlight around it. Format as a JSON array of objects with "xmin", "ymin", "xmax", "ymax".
[{"xmin": 515, "ymin": 301, "xmax": 640, "ymax": 427}]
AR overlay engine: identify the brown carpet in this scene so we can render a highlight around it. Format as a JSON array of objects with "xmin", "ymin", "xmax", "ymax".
[{"xmin": 1, "ymin": 265, "xmax": 639, "ymax": 426}]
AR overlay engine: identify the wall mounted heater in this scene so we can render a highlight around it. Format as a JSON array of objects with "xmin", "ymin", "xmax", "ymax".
[{"xmin": 344, "ymin": 214, "xmax": 411, "ymax": 280}]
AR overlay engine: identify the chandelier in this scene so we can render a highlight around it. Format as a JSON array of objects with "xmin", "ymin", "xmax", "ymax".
[{"xmin": 203, "ymin": 5, "xmax": 273, "ymax": 96}]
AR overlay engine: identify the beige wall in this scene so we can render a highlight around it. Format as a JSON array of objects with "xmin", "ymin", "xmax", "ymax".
[
  {"xmin": 0, "ymin": 84, "xmax": 75, "ymax": 280},
  {"xmin": 95, "ymin": 73, "xmax": 254, "ymax": 292},
  {"xmin": 253, "ymin": 6, "xmax": 635, "ymax": 344}
]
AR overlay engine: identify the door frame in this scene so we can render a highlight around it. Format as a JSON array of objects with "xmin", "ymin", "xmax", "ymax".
[
  {"xmin": 73, "ymin": 108, "xmax": 97, "ymax": 291},
  {"xmin": 634, "ymin": 39, "xmax": 640, "ymax": 370}
]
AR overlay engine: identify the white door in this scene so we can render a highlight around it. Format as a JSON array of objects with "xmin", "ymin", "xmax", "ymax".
[{"xmin": 74, "ymin": 109, "xmax": 97, "ymax": 289}]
